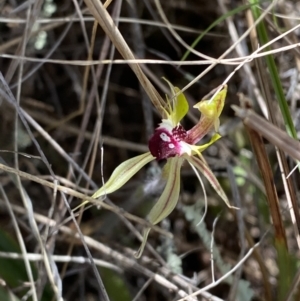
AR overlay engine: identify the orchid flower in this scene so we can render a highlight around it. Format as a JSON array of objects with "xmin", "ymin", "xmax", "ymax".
[{"xmin": 90, "ymin": 80, "xmax": 233, "ymax": 258}]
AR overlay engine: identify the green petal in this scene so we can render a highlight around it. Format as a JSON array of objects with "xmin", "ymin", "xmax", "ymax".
[
  {"xmin": 92, "ymin": 152, "xmax": 154, "ymax": 199},
  {"xmin": 135, "ymin": 157, "xmax": 184, "ymax": 258},
  {"xmin": 163, "ymin": 78, "xmax": 189, "ymax": 125},
  {"xmin": 194, "ymin": 85, "xmax": 227, "ymax": 131},
  {"xmin": 186, "ymin": 155, "xmax": 237, "ymax": 209},
  {"xmin": 191, "ymin": 133, "xmax": 221, "ymax": 155},
  {"xmin": 172, "ymin": 87, "xmax": 189, "ymax": 124}
]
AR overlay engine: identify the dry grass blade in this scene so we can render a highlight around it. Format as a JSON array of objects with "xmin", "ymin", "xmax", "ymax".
[
  {"xmin": 232, "ymin": 106, "xmax": 300, "ymax": 162},
  {"xmin": 233, "ymin": 105, "xmax": 300, "ymax": 251},
  {"xmin": 1, "ymin": 0, "xmax": 300, "ymax": 299},
  {"xmin": 0, "ymin": 162, "xmax": 171, "ymax": 238},
  {"xmin": 0, "ymin": 201, "xmax": 220, "ymax": 301},
  {"xmin": 84, "ymin": 0, "xmax": 166, "ymax": 115},
  {"xmin": 244, "ymin": 125, "xmax": 287, "ymax": 247},
  {"xmin": 0, "ymin": 185, "xmax": 38, "ymax": 301},
  {"xmin": 246, "ymin": 5, "xmax": 300, "ymax": 255}
]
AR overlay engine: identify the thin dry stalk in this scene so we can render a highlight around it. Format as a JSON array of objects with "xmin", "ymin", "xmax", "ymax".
[
  {"xmin": 246, "ymin": 7, "xmax": 300, "ymax": 250},
  {"xmin": 0, "ymin": 200, "xmax": 224, "ymax": 301},
  {"xmin": 0, "ymin": 162, "xmax": 171, "ymax": 238},
  {"xmin": 84, "ymin": 0, "xmax": 166, "ymax": 115}
]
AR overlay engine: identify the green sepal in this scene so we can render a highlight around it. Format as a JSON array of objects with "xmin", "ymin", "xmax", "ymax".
[
  {"xmin": 194, "ymin": 86, "xmax": 227, "ymax": 131},
  {"xmin": 134, "ymin": 227, "xmax": 151, "ymax": 259},
  {"xmin": 92, "ymin": 152, "xmax": 154, "ymax": 199},
  {"xmin": 135, "ymin": 157, "xmax": 184, "ymax": 258},
  {"xmin": 186, "ymin": 154, "xmax": 238, "ymax": 209},
  {"xmin": 148, "ymin": 158, "xmax": 184, "ymax": 224}
]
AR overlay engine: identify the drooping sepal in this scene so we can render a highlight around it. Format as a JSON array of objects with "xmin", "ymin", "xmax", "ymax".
[
  {"xmin": 92, "ymin": 152, "xmax": 154, "ymax": 199},
  {"xmin": 135, "ymin": 227, "xmax": 151, "ymax": 259},
  {"xmin": 186, "ymin": 154, "xmax": 238, "ymax": 209},
  {"xmin": 147, "ymin": 158, "xmax": 184, "ymax": 223},
  {"xmin": 135, "ymin": 157, "xmax": 184, "ymax": 258}
]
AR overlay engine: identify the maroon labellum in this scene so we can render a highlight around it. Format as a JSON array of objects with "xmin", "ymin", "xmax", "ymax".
[{"xmin": 148, "ymin": 125, "xmax": 187, "ymax": 161}]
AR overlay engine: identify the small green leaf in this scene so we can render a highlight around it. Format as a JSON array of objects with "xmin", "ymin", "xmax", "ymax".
[
  {"xmin": 186, "ymin": 155, "xmax": 237, "ymax": 209},
  {"xmin": 0, "ymin": 286, "xmax": 21, "ymax": 301},
  {"xmin": 100, "ymin": 268, "xmax": 132, "ymax": 301},
  {"xmin": 135, "ymin": 157, "xmax": 184, "ymax": 258},
  {"xmin": 275, "ymin": 239, "xmax": 294, "ymax": 301},
  {"xmin": 0, "ymin": 229, "xmax": 32, "ymax": 288},
  {"xmin": 92, "ymin": 152, "xmax": 154, "ymax": 199}
]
